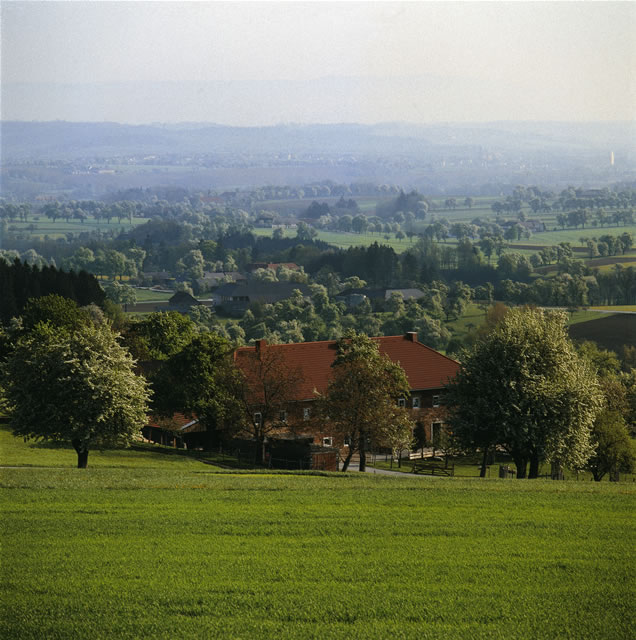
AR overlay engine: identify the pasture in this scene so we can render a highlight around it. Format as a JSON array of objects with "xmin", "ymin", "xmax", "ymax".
[
  {"xmin": 252, "ymin": 227, "xmax": 418, "ymax": 254},
  {"xmin": 5, "ymin": 216, "xmax": 149, "ymax": 240},
  {"xmin": 1, "ymin": 427, "xmax": 634, "ymax": 639}
]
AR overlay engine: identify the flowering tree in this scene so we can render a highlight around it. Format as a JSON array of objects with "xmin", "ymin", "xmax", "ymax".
[
  {"xmin": 446, "ymin": 308, "xmax": 603, "ymax": 478},
  {"xmin": 5, "ymin": 322, "xmax": 150, "ymax": 468}
]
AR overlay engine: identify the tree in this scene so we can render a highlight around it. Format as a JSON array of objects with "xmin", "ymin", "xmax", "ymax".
[
  {"xmin": 151, "ymin": 333, "xmax": 240, "ymax": 447},
  {"xmin": 104, "ymin": 281, "xmax": 137, "ymax": 310},
  {"xmin": 233, "ymin": 344, "xmax": 305, "ymax": 463},
  {"xmin": 316, "ymin": 332, "xmax": 414, "ymax": 472},
  {"xmin": 4, "ymin": 322, "xmax": 150, "ymax": 468},
  {"xmin": 20, "ymin": 294, "xmax": 91, "ymax": 334},
  {"xmin": 446, "ymin": 308, "xmax": 603, "ymax": 478},
  {"xmin": 586, "ymin": 411, "xmax": 636, "ymax": 481},
  {"xmin": 123, "ymin": 311, "xmax": 198, "ymax": 361}
]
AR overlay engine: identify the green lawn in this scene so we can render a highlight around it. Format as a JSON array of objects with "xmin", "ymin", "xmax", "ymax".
[
  {"xmin": 132, "ymin": 288, "xmax": 174, "ymax": 303},
  {"xmin": 1, "ymin": 467, "xmax": 633, "ymax": 639},
  {"xmin": 1, "ymin": 426, "xmax": 635, "ymax": 639},
  {"xmin": 0, "ymin": 425, "xmax": 202, "ymax": 469}
]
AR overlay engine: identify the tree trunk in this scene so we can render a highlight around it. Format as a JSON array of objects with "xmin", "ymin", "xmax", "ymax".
[
  {"xmin": 72, "ymin": 439, "xmax": 89, "ymax": 469},
  {"xmin": 341, "ymin": 449, "xmax": 354, "ymax": 472},
  {"xmin": 359, "ymin": 448, "xmax": 367, "ymax": 473},
  {"xmin": 512, "ymin": 453, "xmax": 527, "ymax": 479},
  {"xmin": 528, "ymin": 452, "xmax": 540, "ymax": 479},
  {"xmin": 480, "ymin": 447, "xmax": 489, "ymax": 478}
]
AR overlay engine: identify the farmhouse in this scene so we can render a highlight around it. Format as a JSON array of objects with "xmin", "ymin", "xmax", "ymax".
[
  {"xmin": 214, "ymin": 282, "xmax": 312, "ymax": 314},
  {"xmin": 336, "ymin": 287, "xmax": 426, "ymax": 307},
  {"xmin": 168, "ymin": 290, "xmax": 200, "ymax": 312},
  {"xmin": 233, "ymin": 332, "xmax": 459, "ymax": 450}
]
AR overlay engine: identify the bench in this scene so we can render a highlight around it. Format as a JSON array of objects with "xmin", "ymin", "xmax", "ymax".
[{"xmin": 412, "ymin": 460, "xmax": 454, "ymax": 476}]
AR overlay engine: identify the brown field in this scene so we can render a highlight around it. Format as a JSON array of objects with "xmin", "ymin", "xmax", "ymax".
[
  {"xmin": 568, "ymin": 313, "xmax": 636, "ymax": 353},
  {"xmin": 586, "ymin": 256, "xmax": 636, "ymax": 268}
]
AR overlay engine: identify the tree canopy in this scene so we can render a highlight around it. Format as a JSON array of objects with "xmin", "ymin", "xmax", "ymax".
[
  {"xmin": 4, "ymin": 321, "xmax": 150, "ymax": 468},
  {"xmin": 150, "ymin": 333, "xmax": 240, "ymax": 446},
  {"xmin": 446, "ymin": 308, "xmax": 603, "ymax": 478}
]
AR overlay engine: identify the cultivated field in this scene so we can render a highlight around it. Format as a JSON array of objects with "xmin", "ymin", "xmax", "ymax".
[
  {"xmin": 569, "ymin": 313, "xmax": 636, "ymax": 354},
  {"xmin": 1, "ymin": 428, "xmax": 634, "ymax": 639}
]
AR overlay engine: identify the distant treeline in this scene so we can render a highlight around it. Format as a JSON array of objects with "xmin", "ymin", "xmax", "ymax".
[{"xmin": 0, "ymin": 260, "xmax": 105, "ymax": 325}]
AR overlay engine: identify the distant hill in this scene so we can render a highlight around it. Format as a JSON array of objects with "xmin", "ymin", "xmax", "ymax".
[{"xmin": 3, "ymin": 120, "xmax": 634, "ymax": 161}]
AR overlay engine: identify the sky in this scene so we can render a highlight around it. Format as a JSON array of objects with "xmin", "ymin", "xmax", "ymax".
[{"xmin": 1, "ymin": 1, "xmax": 635, "ymax": 125}]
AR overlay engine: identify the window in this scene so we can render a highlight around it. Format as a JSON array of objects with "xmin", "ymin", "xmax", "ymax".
[
  {"xmin": 322, "ymin": 437, "xmax": 333, "ymax": 447},
  {"xmin": 398, "ymin": 398, "xmax": 406, "ymax": 408},
  {"xmin": 432, "ymin": 395, "xmax": 440, "ymax": 408},
  {"xmin": 253, "ymin": 412, "xmax": 262, "ymax": 425},
  {"xmin": 412, "ymin": 397, "xmax": 420, "ymax": 409},
  {"xmin": 303, "ymin": 407, "xmax": 311, "ymax": 420},
  {"xmin": 279, "ymin": 411, "xmax": 287, "ymax": 423}
]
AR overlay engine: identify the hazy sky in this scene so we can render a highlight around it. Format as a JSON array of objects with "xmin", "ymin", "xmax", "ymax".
[{"xmin": 2, "ymin": 1, "xmax": 635, "ymax": 124}]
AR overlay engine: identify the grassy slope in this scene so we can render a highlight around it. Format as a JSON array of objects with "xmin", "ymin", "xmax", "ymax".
[
  {"xmin": 1, "ymin": 468, "xmax": 634, "ymax": 640},
  {"xmin": 0, "ymin": 425, "xmax": 202, "ymax": 469}
]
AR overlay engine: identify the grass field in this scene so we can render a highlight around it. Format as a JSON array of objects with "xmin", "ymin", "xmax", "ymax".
[
  {"xmin": 369, "ymin": 452, "xmax": 635, "ymax": 482},
  {"xmin": 1, "ymin": 468, "xmax": 634, "ymax": 639},
  {"xmin": 132, "ymin": 288, "xmax": 174, "ymax": 303},
  {"xmin": 1, "ymin": 426, "xmax": 635, "ymax": 639},
  {"xmin": 251, "ymin": 224, "xmax": 636, "ymax": 258},
  {"xmin": 505, "ymin": 225, "xmax": 636, "ymax": 248},
  {"xmin": 6, "ymin": 216, "xmax": 150, "ymax": 240},
  {"xmin": 0, "ymin": 425, "xmax": 202, "ymax": 469},
  {"xmin": 251, "ymin": 227, "xmax": 414, "ymax": 254}
]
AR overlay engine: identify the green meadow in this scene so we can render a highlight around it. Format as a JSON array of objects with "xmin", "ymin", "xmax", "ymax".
[
  {"xmin": 1, "ymin": 427, "xmax": 635, "ymax": 639},
  {"xmin": 131, "ymin": 288, "xmax": 174, "ymax": 303},
  {"xmin": 5, "ymin": 216, "xmax": 150, "ymax": 240},
  {"xmin": 251, "ymin": 227, "xmax": 414, "ymax": 254}
]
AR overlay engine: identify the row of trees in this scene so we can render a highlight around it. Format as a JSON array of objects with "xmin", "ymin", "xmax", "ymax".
[{"xmin": 0, "ymin": 259, "xmax": 105, "ymax": 325}]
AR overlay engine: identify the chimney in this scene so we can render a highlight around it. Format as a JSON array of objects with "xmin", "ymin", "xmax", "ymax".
[
  {"xmin": 255, "ymin": 339, "xmax": 267, "ymax": 353},
  {"xmin": 405, "ymin": 331, "xmax": 417, "ymax": 342}
]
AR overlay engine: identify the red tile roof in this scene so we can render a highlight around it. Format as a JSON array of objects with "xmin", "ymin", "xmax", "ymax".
[{"xmin": 233, "ymin": 333, "xmax": 459, "ymax": 402}]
